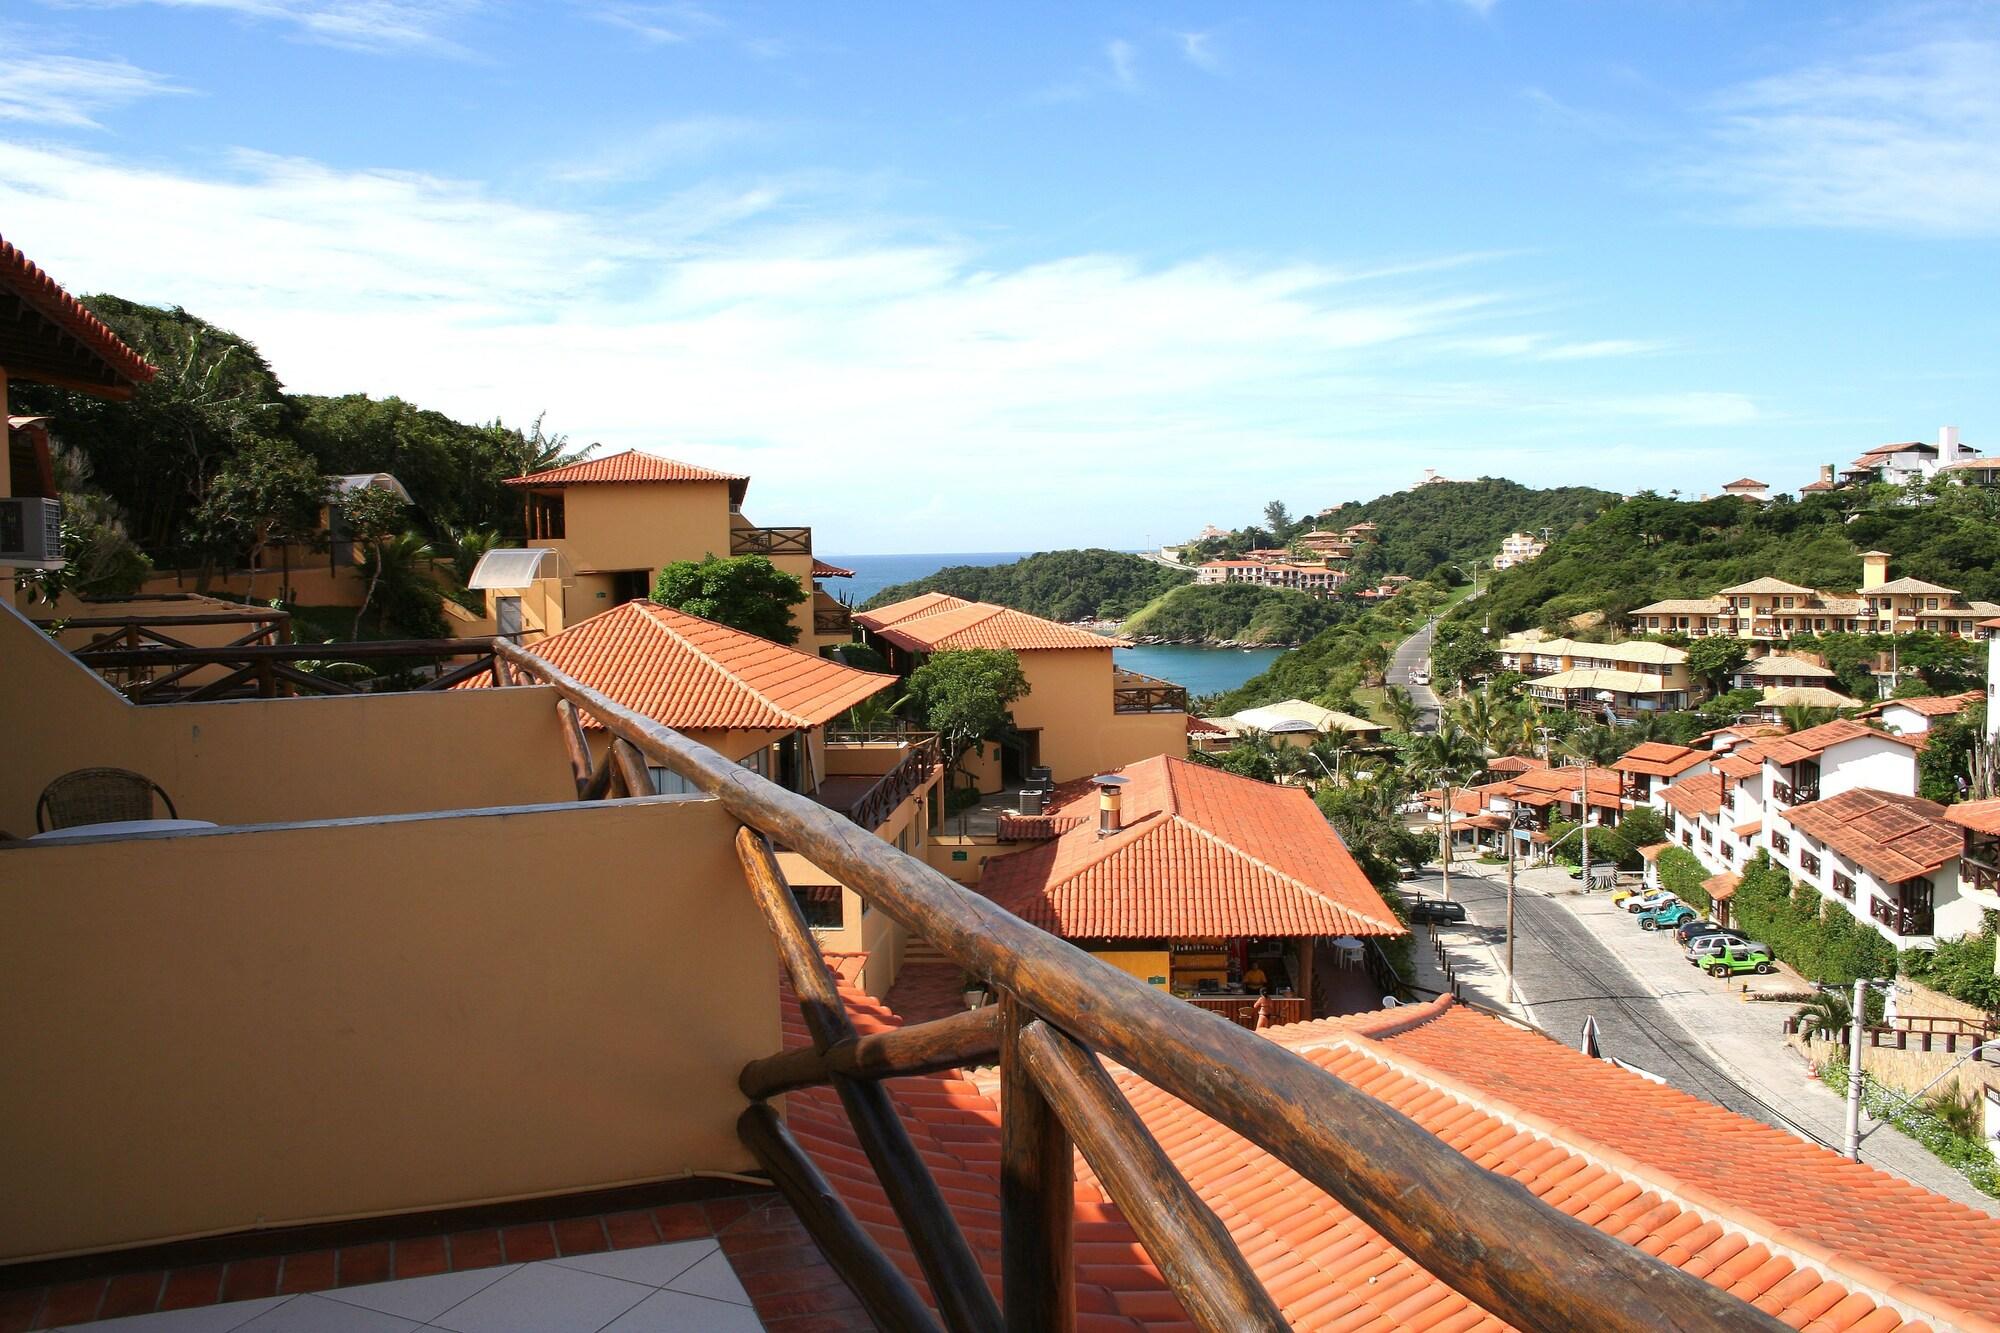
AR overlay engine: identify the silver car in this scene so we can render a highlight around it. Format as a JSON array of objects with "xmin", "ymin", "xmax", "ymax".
[{"xmin": 1686, "ymin": 934, "xmax": 1769, "ymax": 964}]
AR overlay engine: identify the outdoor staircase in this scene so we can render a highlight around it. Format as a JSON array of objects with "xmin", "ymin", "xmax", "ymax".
[{"xmin": 901, "ymin": 935, "xmax": 952, "ymax": 969}]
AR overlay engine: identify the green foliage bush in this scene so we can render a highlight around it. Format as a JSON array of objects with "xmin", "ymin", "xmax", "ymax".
[
  {"xmin": 1900, "ymin": 918, "xmax": 2000, "ymax": 1013},
  {"xmin": 1657, "ymin": 845, "xmax": 1711, "ymax": 912},
  {"xmin": 862, "ymin": 549, "xmax": 1190, "ymax": 621},
  {"xmin": 653, "ymin": 554, "xmax": 807, "ymax": 644},
  {"xmin": 1123, "ymin": 583, "xmax": 1349, "ymax": 644},
  {"xmin": 1817, "ymin": 1056, "xmax": 2000, "ymax": 1198},
  {"xmin": 1731, "ymin": 853, "xmax": 1896, "ymax": 983}
]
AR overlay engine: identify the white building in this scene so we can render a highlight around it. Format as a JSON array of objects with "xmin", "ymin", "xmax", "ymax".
[
  {"xmin": 1840, "ymin": 426, "xmax": 1981, "ymax": 488},
  {"xmin": 1492, "ymin": 531, "xmax": 1547, "ymax": 570}
]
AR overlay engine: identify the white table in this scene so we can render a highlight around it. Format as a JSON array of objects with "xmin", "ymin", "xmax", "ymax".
[{"xmin": 29, "ymin": 819, "xmax": 219, "ymax": 841}]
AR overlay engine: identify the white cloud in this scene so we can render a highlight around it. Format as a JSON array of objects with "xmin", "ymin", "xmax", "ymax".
[
  {"xmin": 545, "ymin": 115, "xmax": 771, "ymax": 184},
  {"xmin": 585, "ymin": 1, "xmax": 720, "ymax": 46},
  {"xmin": 1687, "ymin": 33, "xmax": 2000, "ymax": 235},
  {"xmin": 0, "ymin": 51, "xmax": 186, "ymax": 127},
  {"xmin": 1106, "ymin": 39, "xmax": 1139, "ymax": 92},
  {"xmin": 0, "ymin": 141, "xmax": 1734, "ymax": 549},
  {"xmin": 61, "ymin": 0, "xmax": 481, "ymax": 53},
  {"xmin": 1175, "ymin": 31, "xmax": 1219, "ymax": 72}
]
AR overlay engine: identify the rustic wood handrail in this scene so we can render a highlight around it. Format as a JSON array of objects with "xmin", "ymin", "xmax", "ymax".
[{"xmin": 491, "ymin": 639, "xmax": 1790, "ymax": 1333}]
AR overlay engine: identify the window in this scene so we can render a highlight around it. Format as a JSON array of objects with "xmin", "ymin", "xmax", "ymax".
[
  {"xmin": 1699, "ymin": 827, "xmax": 1712, "ymax": 845},
  {"xmin": 1722, "ymin": 842, "xmax": 1735, "ymax": 862},
  {"xmin": 794, "ymin": 886, "xmax": 843, "ymax": 930},
  {"xmin": 648, "ymin": 765, "xmax": 700, "ymax": 796},
  {"xmin": 1771, "ymin": 831, "xmax": 1789, "ymax": 854},
  {"xmin": 1831, "ymin": 872, "xmax": 1854, "ymax": 901},
  {"xmin": 1681, "ymin": 831, "xmax": 1693, "ymax": 848},
  {"xmin": 1800, "ymin": 849, "xmax": 1821, "ymax": 876},
  {"xmin": 526, "ymin": 490, "xmax": 566, "ymax": 540}
]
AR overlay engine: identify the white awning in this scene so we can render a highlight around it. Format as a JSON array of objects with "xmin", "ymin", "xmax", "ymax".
[{"xmin": 469, "ymin": 547, "xmax": 559, "ymax": 590}]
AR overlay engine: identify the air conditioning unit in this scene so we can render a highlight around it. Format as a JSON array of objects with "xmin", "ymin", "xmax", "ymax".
[{"xmin": 0, "ymin": 497, "xmax": 62, "ymax": 568}]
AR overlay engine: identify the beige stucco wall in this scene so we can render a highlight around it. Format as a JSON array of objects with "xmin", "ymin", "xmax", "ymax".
[
  {"xmin": 0, "ymin": 795, "xmax": 775, "ymax": 1262},
  {"xmin": 2, "ymin": 603, "xmax": 574, "ymax": 834},
  {"xmin": 547, "ymin": 482, "xmax": 734, "ymax": 575},
  {"xmin": 926, "ymin": 833, "xmax": 1008, "ymax": 884},
  {"xmin": 1010, "ymin": 648, "xmax": 1188, "ymax": 783},
  {"xmin": 138, "ymin": 562, "xmax": 366, "ymax": 607}
]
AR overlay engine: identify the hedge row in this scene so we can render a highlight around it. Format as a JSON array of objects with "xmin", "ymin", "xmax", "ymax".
[
  {"xmin": 1656, "ymin": 845, "xmax": 1711, "ymax": 913},
  {"xmin": 1732, "ymin": 852, "xmax": 1895, "ymax": 984},
  {"xmin": 1900, "ymin": 918, "xmax": 2000, "ymax": 1013}
]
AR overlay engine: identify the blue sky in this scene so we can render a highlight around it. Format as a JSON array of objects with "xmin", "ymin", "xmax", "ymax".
[{"xmin": 4, "ymin": 2, "xmax": 1998, "ymax": 551}]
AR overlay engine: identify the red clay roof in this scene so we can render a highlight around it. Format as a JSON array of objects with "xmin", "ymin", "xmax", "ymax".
[
  {"xmin": 1637, "ymin": 842, "xmax": 1669, "ymax": 862},
  {"xmin": 1778, "ymin": 789, "xmax": 1963, "ymax": 883},
  {"xmin": 1661, "ymin": 773, "xmax": 1726, "ymax": 819},
  {"xmin": 1185, "ymin": 716, "xmax": 1229, "ymax": 734},
  {"xmin": 1731, "ymin": 819, "xmax": 1762, "ymax": 837},
  {"xmin": 811, "ymin": 558, "xmax": 855, "ymax": 578},
  {"xmin": 1496, "ymin": 765, "xmax": 1623, "ymax": 811},
  {"xmin": 1711, "ymin": 752, "xmax": 1761, "ymax": 779},
  {"xmin": 465, "ymin": 600, "xmax": 892, "ymax": 730},
  {"xmin": 790, "ymin": 975, "xmax": 2000, "ymax": 1331},
  {"xmin": 858, "ymin": 593, "xmax": 1129, "ymax": 651},
  {"xmin": 1863, "ymin": 690, "xmax": 1981, "ymax": 720},
  {"xmin": 979, "ymin": 756, "xmax": 1403, "ymax": 940},
  {"xmin": 1703, "ymin": 872, "xmax": 1741, "ymax": 900},
  {"xmin": 1483, "ymin": 755, "xmax": 1548, "ymax": 774},
  {"xmin": 504, "ymin": 448, "xmax": 749, "ymax": 488},
  {"xmin": 1945, "ymin": 799, "xmax": 2000, "ymax": 837},
  {"xmin": 1612, "ymin": 742, "xmax": 1709, "ymax": 779},
  {"xmin": 0, "ymin": 237, "xmax": 155, "ymax": 393},
  {"xmin": 1744, "ymin": 718, "xmax": 1920, "ymax": 766}
]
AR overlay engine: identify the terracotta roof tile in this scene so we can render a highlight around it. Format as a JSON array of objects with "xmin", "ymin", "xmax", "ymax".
[
  {"xmin": 1612, "ymin": 743, "xmax": 1709, "ymax": 779},
  {"xmin": 462, "ymin": 600, "xmax": 892, "ymax": 730},
  {"xmin": 1661, "ymin": 773, "xmax": 1726, "ymax": 819},
  {"xmin": 1703, "ymin": 872, "xmax": 1741, "ymax": 900},
  {"xmin": 0, "ymin": 237, "xmax": 156, "ymax": 391},
  {"xmin": 859, "ymin": 594, "xmax": 1129, "ymax": 651},
  {"xmin": 1944, "ymin": 799, "xmax": 2000, "ymax": 837},
  {"xmin": 1484, "ymin": 755, "xmax": 1548, "ymax": 774},
  {"xmin": 1862, "ymin": 690, "xmax": 1981, "ymax": 720},
  {"xmin": 980, "ymin": 756, "xmax": 1404, "ymax": 939},
  {"xmin": 504, "ymin": 448, "xmax": 749, "ymax": 487},
  {"xmin": 811, "ymin": 558, "xmax": 856, "ymax": 578},
  {"xmin": 1777, "ymin": 789, "xmax": 1962, "ymax": 883},
  {"xmin": 1496, "ymin": 766, "xmax": 1622, "ymax": 811}
]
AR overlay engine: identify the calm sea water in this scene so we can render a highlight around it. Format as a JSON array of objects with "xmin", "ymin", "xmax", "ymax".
[{"xmin": 823, "ymin": 551, "xmax": 1282, "ymax": 697}]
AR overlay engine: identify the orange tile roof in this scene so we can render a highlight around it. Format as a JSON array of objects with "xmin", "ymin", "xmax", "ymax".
[
  {"xmin": 811, "ymin": 558, "xmax": 855, "ymax": 578},
  {"xmin": 1732, "ymin": 819, "xmax": 1762, "ymax": 837},
  {"xmin": 980, "ymin": 756, "xmax": 1404, "ymax": 939},
  {"xmin": 1612, "ymin": 742, "xmax": 1709, "ymax": 779},
  {"xmin": 1712, "ymin": 752, "xmax": 1761, "ymax": 779},
  {"xmin": 0, "ymin": 236, "xmax": 156, "ymax": 391},
  {"xmin": 858, "ymin": 594, "xmax": 1129, "ymax": 651},
  {"xmin": 1778, "ymin": 789, "xmax": 1963, "ymax": 883},
  {"xmin": 1637, "ymin": 842, "xmax": 1669, "ymax": 862},
  {"xmin": 1743, "ymin": 718, "xmax": 1921, "ymax": 767},
  {"xmin": 1945, "ymin": 799, "xmax": 2000, "ymax": 837},
  {"xmin": 1483, "ymin": 755, "xmax": 1548, "ymax": 774},
  {"xmin": 464, "ymin": 600, "xmax": 893, "ymax": 730},
  {"xmin": 1496, "ymin": 766, "xmax": 1623, "ymax": 811},
  {"xmin": 504, "ymin": 448, "xmax": 749, "ymax": 488},
  {"xmin": 1703, "ymin": 872, "xmax": 1741, "ymax": 900},
  {"xmin": 1660, "ymin": 773, "xmax": 1726, "ymax": 819},
  {"xmin": 789, "ymin": 977, "xmax": 2000, "ymax": 1331},
  {"xmin": 1423, "ymin": 786, "xmax": 1484, "ymax": 816},
  {"xmin": 1862, "ymin": 690, "xmax": 1982, "ymax": 719},
  {"xmin": 1185, "ymin": 716, "xmax": 1229, "ymax": 734}
]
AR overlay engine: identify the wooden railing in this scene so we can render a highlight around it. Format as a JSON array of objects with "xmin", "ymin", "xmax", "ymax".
[
  {"xmin": 1111, "ymin": 682, "xmax": 1189, "ymax": 714},
  {"xmin": 731, "ymin": 525, "xmax": 813, "ymax": 557},
  {"xmin": 1965, "ymin": 853, "xmax": 2000, "ymax": 897},
  {"xmin": 1183, "ymin": 995, "xmax": 1309, "ymax": 1029},
  {"xmin": 66, "ymin": 638, "xmax": 502, "ymax": 703},
  {"xmin": 489, "ymin": 639, "xmax": 1788, "ymax": 1333},
  {"xmin": 845, "ymin": 734, "xmax": 943, "ymax": 832},
  {"xmin": 815, "ymin": 604, "xmax": 853, "ymax": 634}
]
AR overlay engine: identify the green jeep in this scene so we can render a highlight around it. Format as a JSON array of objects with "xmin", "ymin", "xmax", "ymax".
[{"xmin": 1704, "ymin": 945, "xmax": 1774, "ymax": 978}]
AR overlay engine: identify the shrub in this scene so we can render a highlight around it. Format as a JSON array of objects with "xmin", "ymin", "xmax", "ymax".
[
  {"xmin": 1817, "ymin": 1055, "xmax": 2000, "ymax": 1198},
  {"xmin": 1900, "ymin": 918, "xmax": 2000, "ymax": 1013},
  {"xmin": 1657, "ymin": 845, "xmax": 1711, "ymax": 912},
  {"xmin": 1732, "ymin": 853, "xmax": 1896, "ymax": 983}
]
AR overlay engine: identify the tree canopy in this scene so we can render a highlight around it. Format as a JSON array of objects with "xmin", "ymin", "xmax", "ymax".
[
  {"xmin": 652, "ymin": 554, "xmax": 807, "ymax": 644},
  {"xmin": 904, "ymin": 649, "xmax": 1031, "ymax": 772},
  {"xmin": 862, "ymin": 549, "xmax": 1190, "ymax": 621}
]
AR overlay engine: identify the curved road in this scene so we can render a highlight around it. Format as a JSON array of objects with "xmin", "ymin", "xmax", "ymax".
[{"xmin": 1387, "ymin": 618, "xmax": 1441, "ymax": 731}]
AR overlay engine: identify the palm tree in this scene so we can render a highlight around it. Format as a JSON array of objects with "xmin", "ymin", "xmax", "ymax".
[
  {"xmin": 1793, "ymin": 990, "xmax": 1852, "ymax": 1043},
  {"xmin": 1381, "ymin": 684, "xmax": 1420, "ymax": 735},
  {"xmin": 515, "ymin": 413, "xmax": 595, "ymax": 476},
  {"xmin": 1455, "ymin": 688, "xmax": 1500, "ymax": 753},
  {"xmin": 355, "ymin": 530, "xmax": 435, "ymax": 634},
  {"xmin": 447, "ymin": 525, "xmax": 503, "ymax": 587},
  {"xmin": 1411, "ymin": 723, "xmax": 1482, "ymax": 787},
  {"xmin": 1781, "ymin": 703, "xmax": 1838, "ymax": 733}
]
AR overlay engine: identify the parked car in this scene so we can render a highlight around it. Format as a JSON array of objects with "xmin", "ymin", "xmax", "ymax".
[
  {"xmin": 1409, "ymin": 669, "xmax": 1431, "ymax": 685},
  {"xmin": 1398, "ymin": 865, "xmax": 1421, "ymax": 881},
  {"xmin": 1702, "ymin": 946, "xmax": 1775, "ymax": 978},
  {"xmin": 1623, "ymin": 890, "xmax": 1676, "ymax": 914},
  {"xmin": 1673, "ymin": 918, "xmax": 1733, "ymax": 945},
  {"xmin": 1686, "ymin": 934, "xmax": 1771, "ymax": 964},
  {"xmin": 1407, "ymin": 898, "xmax": 1467, "ymax": 924},
  {"xmin": 1610, "ymin": 883, "xmax": 1652, "ymax": 906},
  {"xmin": 1638, "ymin": 902, "xmax": 1699, "ymax": 931}
]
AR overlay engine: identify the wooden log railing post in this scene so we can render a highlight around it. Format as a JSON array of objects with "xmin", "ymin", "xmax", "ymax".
[
  {"xmin": 611, "ymin": 739, "xmax": 653, "ymax": 800},
  {"xmin": 1000, "ymin": 993, "xmax": 1072, "ymax": 1333},
  {"xmin": 1016, "ymin": 1019, "xmax": 1286, "ymax": 1333},
  {"xmin": 555, "ymin": 700, "xmax": 593, "ymax": 797},
  {"xmin": 736, "ymin": 830, "xmax": 1004, "ymax": 1333},
  {"xmin": 740, "ymin": 1006, "xmax": 1002, "ymax": 1102},
  {"xmin": 495, "ymin": 640, "xmax": 1795, "ymax": 1333},
  {"xmin": 737, "ymin": 1104, "xmax": 943, "ymax": 1333}
]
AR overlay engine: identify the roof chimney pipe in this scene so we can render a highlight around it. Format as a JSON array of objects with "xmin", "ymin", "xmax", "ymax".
[
  {"xmin": 1094, "ymin": 774, "xmax": 1130, "ymax": 837},
  {"xmin": 1819, "ymin": 463, "xmax": 1835, "ymax": 485}
]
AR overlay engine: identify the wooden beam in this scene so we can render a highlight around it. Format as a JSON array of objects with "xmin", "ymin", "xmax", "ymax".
[
  {"xmin": 736, "ymin": 1104, "xmax": 944, "ymax": 1333},
  {"xmin": 739, "ymin": 1005, "xmax": 1001, "ymax": 1101},
  {"xmin": 496, "ymin": 640, "xmax": 1792, "ymax": 1333},
  {"xmin": 611, "ymin": 739, "xmax": 653, "ymax": 801},
  {"xmin": 581, "ymin": 745, "xmax": 616, "ymax": 802},
  {"xmin": 555, "ymin": 700, "xmax": 593, "ymax": 796},
  {"xmin": 1016, "ymin": 1019, "xmax": 1285, "ymax": 1333},
  {"xmin": 1000, "ymin": 994, "xmax": 1072, "ymax": 1333},
  {"xmin": 736, "ymin": 830, "xmax": 1003, "ymax": 1333}
]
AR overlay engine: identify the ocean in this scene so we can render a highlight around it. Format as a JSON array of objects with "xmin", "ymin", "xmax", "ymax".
[{"xmin": 822, "ymin": 551, "xmax": 1281, "ymax": 698}]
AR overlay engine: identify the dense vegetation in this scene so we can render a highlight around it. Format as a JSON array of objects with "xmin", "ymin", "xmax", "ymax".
[
  {"xmin": 13, "ymin": 295, "xmax": 588, "ymax": 631},
  {"xmin": 653, "ymin": 554, "xmax": 806, "ymax": 644},
  {"xmin": 860, "ymin": 549, "xmax": 1190, "ymax": 621},
  {"xmin": 1184, "ymin": 480, "xmax": 1619, "ymax": 582},
  {"xmin": 1730, "ymin": 852, "xmax": 1897, "ymax": 984},
  {"xmin": 1456, "ymin": 484, "xmax": 2000, "ymax": 639},
  {"xmin": 1121, "ymin": 583, "xmax": 1348, "ymax": 645},
  {"xmin": 1901, "ymin": 918, "xmax": 2000, "ymax": 1012},
  {"xmin": 1210, "ymin": 581, "xmax": 1451, "ymax": 713}
]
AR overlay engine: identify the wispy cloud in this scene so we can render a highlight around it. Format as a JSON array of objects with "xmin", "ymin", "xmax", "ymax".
[
  {"xmin": 546, "ymin": 115, "xmax": 771, "ymax": 185},
  {"xmin": 1106, "ymin": 38, "xmax": 1139, "ymax": 92},
  {"xmin": 53, "ymin": 0, "xmax": 482, "ymax": 53},
  {"xmin": 1175, "ymin": 30, "xmax": 1219, "ymax": 72},
  {"xmin": 0, "ymin": 141, "xmax": 1727, "ymax": 548},
  {"xmin": 0, "ymin": 50, "xmax": 187, "ymax": 127},
  {"xmin": 1684, "ymin": 31, "xmax": 2000, "ymax": 236},
  {"xmin": 584, "ymin": 0, "xmax": 719, "ymax": 46}
]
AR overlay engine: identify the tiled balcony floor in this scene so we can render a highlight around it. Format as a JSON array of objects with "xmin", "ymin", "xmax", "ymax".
[{"xmin": 54, "ymin": 1240, "xmax": 761, "ymax": 1332}]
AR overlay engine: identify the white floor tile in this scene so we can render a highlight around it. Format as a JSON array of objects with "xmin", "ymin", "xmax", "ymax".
[
  {"xmin": 234, "ymin": 1296, "xmax": 421, "ymax": 1331},
  {"xmin": 314, "ymin": 1266, "xmax": 517, "ymax": 1323},
  {"xmin": 426, "ymin": 1263, "xmax": 651, "ymax": 1333},
  {"xmin": 661, "ymin": 1252, "xmax": 749, "ymax": 1306},
  {"xmin": 599, "ymin": 1290, "xmax": 764, "ymax": 1333},
  {"xmin": 61, "ymin": 1296, "xmax": 293, "ymax": 1332},
  {"xmin": 544, "ymin": 1241, "xmax": 713, "ymax": 1289}
]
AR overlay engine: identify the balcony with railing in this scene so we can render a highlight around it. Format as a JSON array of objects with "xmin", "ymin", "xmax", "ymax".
[
  {"xmin": 729, "ymin": 525, "xmax": 812, "ymax": 557},
  {"xmin": 812, "ymin": 590, "xmax": 853, "ymax": 636},
  {"xmin": 816, "ymin": 730, "xmax": 942, "ymax": 832},
  {"xmin": 1112, "ymin": 668, "xmax": 1190, "ymax": 714}
]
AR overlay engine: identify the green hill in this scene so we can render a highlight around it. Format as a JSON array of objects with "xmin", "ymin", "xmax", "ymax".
[
  {"xmin": 860, "ymin": 549, "xmax": 1191, "ymax": 622},
  {"xmin": 1314, "ymin": 478, "xmax": 1622, "ymax": 579},
  {"xmin": 1121, "ymin": 583, "xmax": 1347, "ymax": 645}
]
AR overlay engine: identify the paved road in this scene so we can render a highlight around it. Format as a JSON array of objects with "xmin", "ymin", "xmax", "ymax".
[
  {"xmin": 1387, "ymin": 619, "xmax": 1440, "ymax": 729},
  {"xmin": 1417, "ymin": 861, "xmax": 2000, "ymax": 1212}
]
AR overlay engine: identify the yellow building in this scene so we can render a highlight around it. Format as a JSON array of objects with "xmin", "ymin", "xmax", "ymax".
[
  {"xmin": 1629, "ymin": 554, "xmax": 1999, "ymax": 642},
  {"xmin": 855, "ymin": 592, "xmax": 1189, "ymax": 788},
  {"xmin": 472, "ymin": 448, "xmax": 846, "ymax": 652}
]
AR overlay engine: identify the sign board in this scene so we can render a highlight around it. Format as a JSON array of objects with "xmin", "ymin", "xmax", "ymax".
[
  {"xmin": 951, "ymin": 850, "xmax": 968, "ymax": 862},
  {"xmin": 1148, "ymin": 975, "xmax": 1167, "ymax": 986}
]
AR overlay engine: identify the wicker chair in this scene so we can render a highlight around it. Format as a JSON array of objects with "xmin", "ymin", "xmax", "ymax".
[{"xmin": 35, "ymin": 768, "xmax": 178, "ymax": 833}]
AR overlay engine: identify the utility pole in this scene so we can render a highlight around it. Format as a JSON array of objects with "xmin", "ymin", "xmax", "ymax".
[
  {"xmin": 1845, "ymin": 977, "xmax": 1868, "ymax": 1160},
  {"xmin": 1440, "ymin": 780, "xmax": 1454, "ymax": 902},
  {"xmin": 1504, "ymin": 808, "xmax": 1518, "ymax": 1004},
  {"xmin": 1580, "ymin": 757, "xmax": 1592, "ymax": 890}
]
